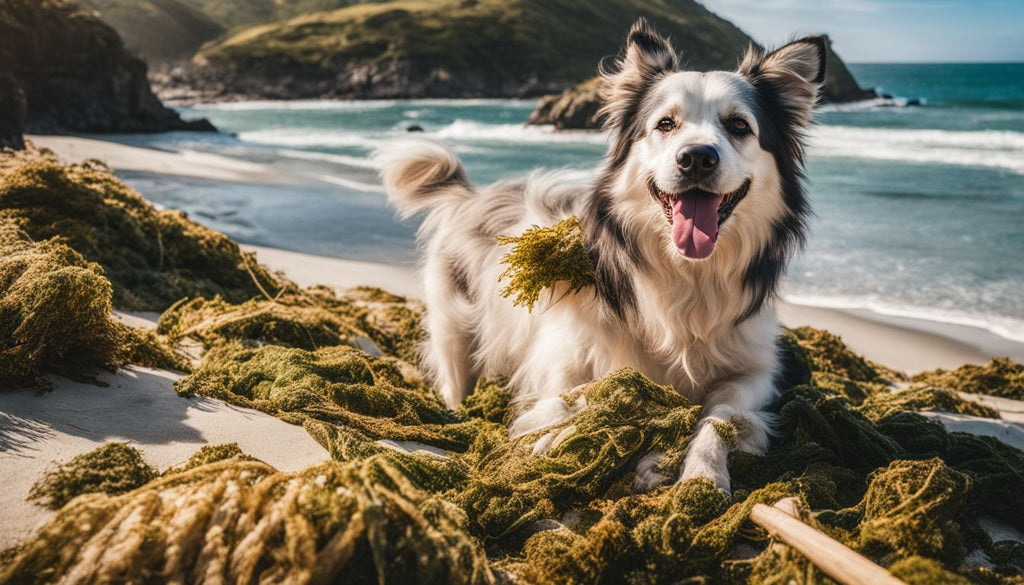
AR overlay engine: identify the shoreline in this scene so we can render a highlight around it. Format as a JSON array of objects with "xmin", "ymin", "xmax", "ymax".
[{"xmin": 31, "ymin": 133, "xmax": 1024, "ymax": 373}]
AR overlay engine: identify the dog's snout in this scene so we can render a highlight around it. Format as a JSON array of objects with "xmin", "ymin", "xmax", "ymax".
[{"xmin": 676, "ymin": 145, "xmax": 719, "ymax": 178}]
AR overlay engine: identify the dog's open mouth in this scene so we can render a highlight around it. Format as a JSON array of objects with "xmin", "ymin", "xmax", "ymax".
[{"xmin": 650, "ymin": 178, "xmax": 751, "ymax": 259}]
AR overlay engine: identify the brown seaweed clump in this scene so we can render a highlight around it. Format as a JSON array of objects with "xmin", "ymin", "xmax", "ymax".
[
  {"xmin": 0, "ymin": 147, "xmax": 277, "ymax": 310},
  {"xmin": 3, "ymin": 455, "xmax": 497, "ymax": 585},
  {"xmin": 0, "ymin": 218, "xmax": 182, "ymax": 388},
  {"xmin": 497, "ymin": 216, "xmax": 595, "ymax": 311},
  {"xmin": 914, "ymin": 358, "xmax": 1024, "ymax": 401},
  {"xmin": 157, "ymin": 285, "xmax": 424, "ymax": 365},
  {"xmin": 27, "ymin": 442, "xmax": 157, "ymax": 509}
]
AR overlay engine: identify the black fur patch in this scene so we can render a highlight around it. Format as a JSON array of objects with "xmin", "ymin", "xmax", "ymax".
[
  {"xmin": 447, "ymin": 256, "xmax": 475, "ymax": 301},
  {"xmin": 735, "ymin": 50, "xmax": 818, "ymax": 322},
  {"xmin": 582, "ymin": 184, "xmax": 641, "ymax": 319}
]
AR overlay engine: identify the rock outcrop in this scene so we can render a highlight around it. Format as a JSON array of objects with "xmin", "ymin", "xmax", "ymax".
[
  {"xmin": 0, "ymin": 0, "xmax": 214, "ymax": 133},
  {"xmin": 0, "ymin": 73, "xmax": 26, "ymax": 150}
]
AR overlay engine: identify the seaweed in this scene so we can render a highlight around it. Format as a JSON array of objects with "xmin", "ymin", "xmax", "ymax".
[
  {"xmin": 859, "ymin": 386, "xmax": 1001, "ymax": 422},
  {"xmin": 914, "ymin": 358, "xmax": 1024, "ymax": 401},
  {"xmin": 497, "ymin": 216, "xmax": 595, "ymax": 311},
  {"xmin": 0, "ymin": 148, "xmax": 277, "ymax": 311},
  {"xmin": 0, "ymin": 218, "xmax": 180, "ymax": 388},
  {"xmin": 3, "ymin": 455, "xmax": 497, "ymax": 585},
  {"xmin": 175, "ymin": 341, "xmax": 479, "ymax": 451},
  {"xmin": 158, "ymin": 284, "xmax": 424, "ymax": 364},
  {"xmin": 27, "ymin": 442, "xmax": 157, "ymax": 509}
]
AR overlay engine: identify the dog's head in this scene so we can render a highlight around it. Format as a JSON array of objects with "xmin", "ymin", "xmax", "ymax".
[{"xmin": 599, "ymin": 19, "xmax": 825, "ymax": 263}]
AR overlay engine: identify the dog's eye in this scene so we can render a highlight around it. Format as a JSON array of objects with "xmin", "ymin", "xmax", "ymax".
[
  {"xmin": 725, "ymin": 117, "xmax": 752, "ymax": 136},
  {"xmin": 655, "ymin": 117, "xmax": 676, "ymax": 132}
]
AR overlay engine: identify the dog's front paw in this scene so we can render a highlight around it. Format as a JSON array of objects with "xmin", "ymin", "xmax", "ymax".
[
  {"xmin": 531, "ymin": 424, "xmax": 577, "ymax": 456},
  {"xmin": 679, "ymin": 456, "xmax": 731, "ymax": 494},
  {"xmin": 633, "ymin": 451, "xmax": 670, "ymax": 492}
]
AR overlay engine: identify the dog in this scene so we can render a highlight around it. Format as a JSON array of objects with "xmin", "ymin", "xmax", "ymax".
[{"xmin": 380, "ymin": 19, "xmax": 825, "ymax": 492}]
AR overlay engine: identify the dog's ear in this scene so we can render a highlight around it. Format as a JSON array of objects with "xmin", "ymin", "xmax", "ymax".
[
  {"xmin": 599, "ymin": 18, "xmax": 678, "ymax": 132},
  {"xmin": 738, "ymin": 36, "xmax": 827, "ymax": 127}
]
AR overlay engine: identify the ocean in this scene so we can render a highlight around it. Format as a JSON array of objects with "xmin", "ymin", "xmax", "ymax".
[{"xmin": 117, "ymin": 63, "xmax": 1024, "ymax": 342}]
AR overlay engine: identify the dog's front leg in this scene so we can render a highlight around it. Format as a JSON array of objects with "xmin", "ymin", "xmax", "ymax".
[{"xmin": 679, "ymin": 372, "xmax": 776, "ymax": 493}]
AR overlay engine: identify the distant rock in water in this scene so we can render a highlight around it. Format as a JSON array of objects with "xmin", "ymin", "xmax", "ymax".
[
  {"xmin": 406, "ymin": 124, "xmax": 424, "ymax": 133},
  {"xmin": 0, "ymin": 0, "xmax": 215, "ymax": 134},
  {"xmin": 0, "ymin": 73, "xmax": 26, "ymax": 150},
  {"xmin": 528, "ymin": 36, "xmax": 876, "ymax": 130}
]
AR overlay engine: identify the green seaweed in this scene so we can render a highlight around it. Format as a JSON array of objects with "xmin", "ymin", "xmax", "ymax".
[
  {"xmin": 497, "ymin": 216, "xmax": 595, "ymax": 311},
  {"xmin": 0, "ymin": 217, "xmax": 181, "ymax": 388},
  {"xmin": 914, "ymin": 358, "xmax": 1024, "ymax": 401},
  {"xmin": 859, "ymin": 386, "xmax": 1001, "ymax": 422},
  {"xmin": 176, "ymin": 341, "xmax": 478, "ymax": 450},
  {"xmin": 28, "ymin": 442, "xmax": 157, "ymax": 509},
  {"xmin": 4, "ymin": 456, "xmax": 496, "ymax": 585},
  {"xmin": 0, "ymin": 148, "xmax": 278, "ymax": 310},
  {"xmin": 158, "ymin": 284, "xmax": 425, "ymax": 364}
]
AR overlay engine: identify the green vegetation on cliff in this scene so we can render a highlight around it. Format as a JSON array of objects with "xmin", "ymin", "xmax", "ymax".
[
  {"xmin": 184, "ymin": 0, "xmax": 756, "ymax": 100},
  {"xmin": 179, "ymin": 0, "xmax": 870, "ymax": 104}
]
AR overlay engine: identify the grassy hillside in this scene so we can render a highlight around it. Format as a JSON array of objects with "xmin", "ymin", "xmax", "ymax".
[
  {"xmin": 183, "ymin": 0, "xmax": 757, "ymax": 99},
  {"xmin": 175, "ymin": 0, "xmax": 375, "ymax": 29},
  {"xmin": 79, "ymin": 0, "xmax": 223, "ymax": 62}
]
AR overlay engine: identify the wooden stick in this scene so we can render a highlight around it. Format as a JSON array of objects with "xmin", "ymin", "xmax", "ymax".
[{"xmin": 749, "ymin": 498, "xmax": 906, "ymax": 585}]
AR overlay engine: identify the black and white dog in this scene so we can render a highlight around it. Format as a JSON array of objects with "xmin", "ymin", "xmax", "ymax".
[{"xmin": 381, "ymin": 19, "xmax": 824, "ymax": 492}]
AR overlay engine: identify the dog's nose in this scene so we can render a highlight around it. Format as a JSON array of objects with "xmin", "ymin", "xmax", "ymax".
[{"xmin": 677, "ymin": 145, "xmax": 719, "ymax": 178}]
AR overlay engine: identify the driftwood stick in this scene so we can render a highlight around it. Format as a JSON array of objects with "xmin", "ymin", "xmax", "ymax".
[{"xmin": 749, "ymin": 498, "xmax": 906, "ymax": 585}]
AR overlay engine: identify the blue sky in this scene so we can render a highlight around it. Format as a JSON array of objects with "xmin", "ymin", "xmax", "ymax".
[{"xmin": 700, "ymin": 0, "xmax": 1024, "ymax": 63}]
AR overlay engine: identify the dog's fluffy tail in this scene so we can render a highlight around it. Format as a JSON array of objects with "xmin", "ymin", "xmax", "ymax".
[{"xmin": 378, "ymin": 140, "xmax": 472, "ymax": 219}]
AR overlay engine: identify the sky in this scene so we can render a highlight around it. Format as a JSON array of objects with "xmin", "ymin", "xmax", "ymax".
[{"xmin": 700, "ymin": 0, "xmax": 1024, "ymax": 63}]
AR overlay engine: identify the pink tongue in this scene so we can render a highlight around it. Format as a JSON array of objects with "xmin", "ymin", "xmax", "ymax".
[{"xmin": 672, "ymin": 193, "xmax": 724, "ymax": 259}]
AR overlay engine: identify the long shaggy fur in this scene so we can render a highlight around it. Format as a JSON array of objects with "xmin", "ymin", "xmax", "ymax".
[{"xmin": 381, "ymin": 21, "xmax": 826, "ymax": 492}]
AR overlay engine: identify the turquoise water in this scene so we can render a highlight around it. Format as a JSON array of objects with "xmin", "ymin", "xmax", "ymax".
[{"xmin": 121, "ymin": 64, "xmax": 1023, "ymax": 341}]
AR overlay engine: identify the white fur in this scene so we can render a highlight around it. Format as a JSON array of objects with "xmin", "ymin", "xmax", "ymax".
[{"xmin": 379, "ymin": 28, "xmax": 822, "ymax": 493}]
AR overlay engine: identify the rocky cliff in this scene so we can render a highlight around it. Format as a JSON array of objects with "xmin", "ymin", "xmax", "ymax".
[
  {"xmin": 0, "ymin": 73, "xmax": 26, "ymax": 150},
  {"xmin": 0, "ymin": 0, "xmax": 214, "ymax": 133}
]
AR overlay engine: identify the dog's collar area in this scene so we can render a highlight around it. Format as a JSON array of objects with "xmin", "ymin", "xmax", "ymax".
[{"xmin": 649, "ymin": 178, "xmax": 752, "ymax": 227}]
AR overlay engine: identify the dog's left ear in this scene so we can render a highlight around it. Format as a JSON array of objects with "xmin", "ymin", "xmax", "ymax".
[
  {"xmin": 739, "ymin": 36, "xmax": 828, "ymax": 126},
  {"xmin": 599, "ymin": 19, "xmax": 678, "ymax": 132}
]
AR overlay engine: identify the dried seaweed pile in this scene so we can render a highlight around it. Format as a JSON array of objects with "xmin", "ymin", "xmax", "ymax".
[
  {"xmin": 0, "ymin": 147, "xmax": 276, "ymax": 310},
  {"xmin": 2, "ymin": 149, "xmax": 1024, "ymax": 584}
]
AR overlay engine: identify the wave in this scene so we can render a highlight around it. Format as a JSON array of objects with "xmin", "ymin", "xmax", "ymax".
[
  {"xmin": 277, "ymin": 148, "xmax": 381, "ymax": 169},
  {"xmin": 428, "ymin": 119, "xmax": 609, "ymax": 144},
  {"xmin": 191, "ymin": 98, "xmax": 533, "ymax": 112},
  {"xmin": 316, "ymin": 174, "xmax": 385, "ymax": 193},
  {"xmin": 810, "ymin": 126, "xmax": 1024, "ymax": 174},
  {"xmin": 239, "ymin": 129, "xmax": 385, "ymax": 149},
  {"xmin": 191, "ymin": 100, "xmax": 400, "ymax": 111},
  {"xmin": 782, "ymin": 292, "xmax": 1024, "ymax": 344}
]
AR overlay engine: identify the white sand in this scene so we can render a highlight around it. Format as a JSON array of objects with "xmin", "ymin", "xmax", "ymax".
[
  {"xmin": 27, "ymin": 135, "xmax": 292, "ymax": 184},
  {"xmin": 0, "ymin": 366, "xmax": 329, "ymax": 549}
]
